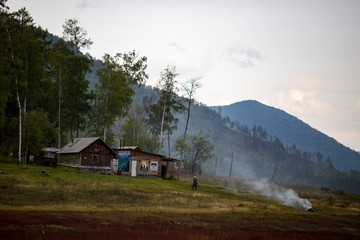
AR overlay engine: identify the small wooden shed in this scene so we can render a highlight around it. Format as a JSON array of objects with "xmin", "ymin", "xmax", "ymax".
[
  {"xmin": 113, "ymin": 146, "xmax": 163, "ymax": 178},
  {"xmin": 36, "ymin": 147, "xmax": 58, "ymax": 167},
  {"xmin": 57, "ymin": 137, "xmax": 116, "ymax": 173}
]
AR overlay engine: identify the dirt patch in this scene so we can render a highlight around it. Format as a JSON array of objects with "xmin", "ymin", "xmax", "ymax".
[{"xmin": 0, "ymin": 210, "xmax": 359, "ymax": 240}]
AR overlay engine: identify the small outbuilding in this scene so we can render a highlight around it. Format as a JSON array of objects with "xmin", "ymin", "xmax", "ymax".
[
  {"xmin": 57, "ymin": 137, "xmax": 116, "ymax": 174},
  {"xmin": 36, "ymin": 147, "xmax": 58, "ymax": 167},
  {"xmin": 113, "ymin": 146, "xmax": 164, "ymax": 178}
]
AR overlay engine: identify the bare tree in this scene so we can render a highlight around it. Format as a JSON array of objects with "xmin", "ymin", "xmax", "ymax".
[{"xmin": 181, "ymin": 77, "xmax": 201, "ymax": 138}]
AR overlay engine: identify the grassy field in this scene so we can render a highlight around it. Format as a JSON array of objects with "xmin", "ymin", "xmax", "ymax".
[
  {"xmin": 1, "ymin": 160, "xmax": 359, "ymax": 213},
  {"xmin": 1, "ymin": 159, "xmax": 360, "ymax": 239},
  {"xmin": 0, "ymin": 160, "xmax": 279, "ymax": 212}
]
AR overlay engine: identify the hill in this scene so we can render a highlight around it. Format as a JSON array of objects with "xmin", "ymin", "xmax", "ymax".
[
  {"xmin": 129, "ymin": 87, "xmax": 360, "ymax": 193},
  {"xmin": 211, "ymin": 100, "xmax": 360, "ymax": 172}
]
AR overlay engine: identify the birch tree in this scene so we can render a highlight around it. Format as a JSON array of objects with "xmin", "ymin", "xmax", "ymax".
[
  {"xmin": 93, "ymin": 51, "xmax": 148, "ymax": 145},
  {"xmin": 147, "ymin": 66, "xmax": 185, "ymax": 155},
  {"xmin": 1, "ymin": 6, "xmax": 39, "ymax": 164},
  {"xmin": 49, "ymin": 39, "xmax": 71, "ymax": 149},
  {"xmin": 181, "ymin": 77, "xmax": 201, "ymax": 139}
]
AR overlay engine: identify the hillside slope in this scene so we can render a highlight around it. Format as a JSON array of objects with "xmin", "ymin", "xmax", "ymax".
[
  {"xmin": 130, "ymin": 87, "xmax": 360, "ymax": 193},
  {"xmin": 211, "ymin": 100, "xmax": 360, "ymax": 172}
]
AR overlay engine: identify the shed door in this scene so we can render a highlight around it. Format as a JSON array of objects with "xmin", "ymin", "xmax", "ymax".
[{"xmin": 131, "ymin": 161, "xmax": 137, "ymax": 177}]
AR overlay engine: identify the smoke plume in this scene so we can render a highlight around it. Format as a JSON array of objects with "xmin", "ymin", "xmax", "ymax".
[{"xmin": 246, "ymin": 178, "xmax": 312, "ymax": 210}]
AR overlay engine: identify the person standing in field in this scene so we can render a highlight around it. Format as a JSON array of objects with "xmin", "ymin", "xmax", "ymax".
[{"xmin": 192, "ymin": 176, "xmax": 198, "ymax": 190}]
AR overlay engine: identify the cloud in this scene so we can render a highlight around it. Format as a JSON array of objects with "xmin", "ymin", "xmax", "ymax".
[
  {"xmin": 223, "ymin": 45, "xmax": 265, "ymax": 68},
  {"xmin": 75, "ymin": 0, "xmax": 98, "ymax": 10},
  {"xmin": 290, "ymin": 90, "xmax": 304, "ymax": 102},
  {"xmin": 357, "ymin": 100, "xmax": 360, "ymax": 111},
  {"xmin": 169, "ymin": 43, "xmax": 188, "ymax": 53}
]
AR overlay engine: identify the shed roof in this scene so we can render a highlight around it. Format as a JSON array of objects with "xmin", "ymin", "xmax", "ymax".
[
  {"xmin": 114, "ymin": 146, "xmax": 141, "ymax": 151},
  {"xmin": 163, "ymin": 157, "xmax": 181, "ymax": 162},
  {"xmin": 58, "ymin": 137, "xmax": 101, "ymax": 154},
  {"xmin": 42, "ymin": 147, "xmax": 58, "ymax": 153},
  {"xmin": 114, "ymin": 146, "xmax": 165, "ymax": 158}
]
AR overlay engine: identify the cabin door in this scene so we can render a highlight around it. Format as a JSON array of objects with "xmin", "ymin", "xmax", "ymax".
[{"xmin": 131, "ymin": 161, "xmax": 137, "ymax": 177}]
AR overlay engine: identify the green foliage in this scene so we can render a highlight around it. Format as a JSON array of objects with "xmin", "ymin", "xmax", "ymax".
[
  {"xmin": 120, "ymin": 103, "xmax": 158, "ymax": 152},
  {"xmin": 62, "ymin": 18, "xmax": 93, "ymax": 55},
  {"xmin": 91, "ymin": 51, "xmax": 148, "ymax": 146},
  {"xmin": 22, "ymin": 110, "xmax": 56, "ymax": 157},
  {"xmin": 120, "ymin": 50, "xmax": 148, "ymax": 86},
  {"xmin": 61, "ymin": 55, "xmax": 93, "ymax": 139},
  {"xmin": 175, "ymin": 132, "xmax": 215, "ymax": 174}
]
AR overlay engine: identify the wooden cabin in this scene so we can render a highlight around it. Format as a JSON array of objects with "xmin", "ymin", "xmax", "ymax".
[
  {"xmin": 57, "ymin": 137, "xmax": 116, "ymax": 174},
  {"xmin": 113, "ymin": 146, "xmax": 164, "ymax": 178}
]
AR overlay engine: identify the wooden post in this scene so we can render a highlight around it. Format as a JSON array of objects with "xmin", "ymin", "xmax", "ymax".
[
  {"xmin": 229, "ymin": 145, "xmax": 233, "ymax": 178},
  {"xmin": 214, "ymin": 156, "xmax": 217, "ymax": 175},
  {"xmin": 177, "ymin": 160, "xmax": 181, "ymax": 181}
]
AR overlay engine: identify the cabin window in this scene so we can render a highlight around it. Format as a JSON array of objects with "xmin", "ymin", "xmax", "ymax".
[{"xmin": 92, "ymin": 155, "xmax": 99, "ymax": 164}]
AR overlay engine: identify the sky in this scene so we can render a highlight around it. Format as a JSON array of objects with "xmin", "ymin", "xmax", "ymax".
[{"xmin": 8, "ymin": 0, "xmax": 360, "ymax": 151}]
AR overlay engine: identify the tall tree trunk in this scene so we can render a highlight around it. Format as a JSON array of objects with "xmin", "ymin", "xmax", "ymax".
[
  {"xmin": 167, "ymin": 130, "xmax": 171, "ymax": 157},
  {"xmin": 158, "ymin": 106, "xmax": 165, "ymax": 153},
  {"xmin": 177, "ymin": 98, "xmax": 192, "ymax": 180},
  {"xmin": 103, "ymin": 70, "xmax": 111, "ymax": 142},
  {"xmin": 58, "ymin": 65, "xmax": 62, "ymax": 150},
  {"xmin": 5, "ymin": 25, "xmax": 22, "ymax": 165},
  {"xmin": 103, "ymin": 125, "xmax": 107, "ymax": 142},
  {"xmin": 16, "ymin": 85, "xmax": 22, "ymax": 165},
  {"xmin": 76, "ymin": 110, "xmax": 79, "ymax": 138},
  {"xmin": 184, "ymin": 98, "xmax": 191, "ymax": 138},
  {"xmin": 23, "ymin": 57, "xmax": 28, "ymax": 164}
]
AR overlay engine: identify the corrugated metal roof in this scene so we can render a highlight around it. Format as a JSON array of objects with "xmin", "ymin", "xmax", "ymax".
[
  {"xmin": 42, "ymin": 147, "xmax": 58, "ymax": 152},
  {"xmin": 114, "ymin": 146, "xmax": 140, "ymax": 151},
  {"xmin": 114, "ymin": 146, "xmax": 166, "ymax": 158},
  {"xmin": 58, "ymin": 137, "xmax": 100, "ymax": 154}
]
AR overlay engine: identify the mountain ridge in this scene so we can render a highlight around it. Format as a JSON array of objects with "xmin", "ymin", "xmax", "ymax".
[{"xmin": 211, "ymin": 100, "xmax": 360, "ymax": 171}]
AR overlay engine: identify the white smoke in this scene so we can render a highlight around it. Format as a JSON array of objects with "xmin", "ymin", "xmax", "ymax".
[{"xmin": 246, "ymin": 178, "xmax": 312, "ymax": 210}]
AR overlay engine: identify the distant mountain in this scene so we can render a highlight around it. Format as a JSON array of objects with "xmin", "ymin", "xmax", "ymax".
[
  {"xmin": 129, "ymin": 87, "xmax": 360, "ymax": 193},
  {"xmin": 211, "ymin": 100, "xmax": 360, "ymax": 171}
]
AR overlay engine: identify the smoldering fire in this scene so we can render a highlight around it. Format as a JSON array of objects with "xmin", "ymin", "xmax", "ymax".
[{"xmin": 246, "ymin": 178, "xmax": 312, "ymax": 211}]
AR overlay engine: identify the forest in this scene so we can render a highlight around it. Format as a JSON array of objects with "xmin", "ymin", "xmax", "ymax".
[
  {"xmin": 1, "ymin": 1, "xmax": 360, "ymax": 193},
  {"xmin": 0, "ymin": 2, "xmax": 212, "ymax": 174}
]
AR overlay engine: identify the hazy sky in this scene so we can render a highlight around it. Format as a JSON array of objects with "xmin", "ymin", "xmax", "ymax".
[{"xmin": 8, "ymin": 0, "xmax": 360, "ymax": 151}]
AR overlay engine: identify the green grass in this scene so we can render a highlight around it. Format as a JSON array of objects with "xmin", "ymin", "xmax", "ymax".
[{"xmin": 1, "ymin": 160, "xmax": 360, "ymax": 216}]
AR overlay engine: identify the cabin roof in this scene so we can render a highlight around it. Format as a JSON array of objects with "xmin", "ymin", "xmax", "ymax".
[{"xmin": 58, "ymin": 137, "xmax": 115, "ymax": 155}]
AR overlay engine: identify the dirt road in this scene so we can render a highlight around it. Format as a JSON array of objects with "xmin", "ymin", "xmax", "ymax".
[{"xmin": 1, "ymin": 210, "xmax": 359, "ymax": 240}]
